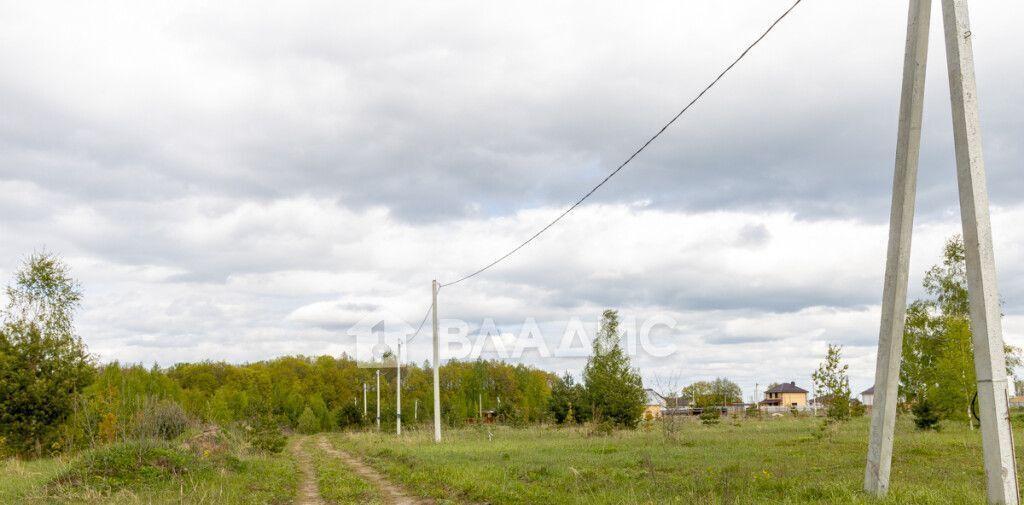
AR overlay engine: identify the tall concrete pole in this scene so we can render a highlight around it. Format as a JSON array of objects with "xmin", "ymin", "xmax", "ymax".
[
  {"xmin": 396, "ymin": 340, "xmax": 402, "ymax": 436},
  {"xmin": 376, "ymin": 369, "xmax": 381, "ymax": 432},
  {"xmin": 941, "ymin": 0, "xmax": 1018, "ymax": 501},
  {"xmin": 866, "ymin": 1, "xmax": 1018, "ymax": 502},
  {"xmin": 363, "ymin": 383, "xmax": 367, "ymax": 417},
  {"xmin": 865, "ymin": 0, "xmax": 931, "ymax": 496},
  {"xmin": 415, "ymin": 399, "xmax": 419, "ymax": 422},
  {"xmin": 432, "ymin": 280, "xmax": 442, "ymax": 442}
]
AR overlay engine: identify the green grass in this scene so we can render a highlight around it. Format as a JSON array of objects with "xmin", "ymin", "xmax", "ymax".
[
  {"xmin": 326, "ymin": 417, "xmax": 1019, "ymax": 504},
  {"xmin": 306, "ymin": 436, "xmax": 383, "ymax": 505},
  {"xmin": 3, "ymin": 437, "xmax": 297, "ymax": 504},
  {"xmin": 7, "ymin": 417, "xmax": 1018, "ymax": 504},
  {"xmin": 0, "ymin": 455, "xmax": 72, "ymax": 503}
]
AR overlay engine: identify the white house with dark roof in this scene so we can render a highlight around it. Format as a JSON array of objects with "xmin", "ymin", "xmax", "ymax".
[{"xmin": 861, "ymin": 385, "xmax": 874, "ymax": 407}]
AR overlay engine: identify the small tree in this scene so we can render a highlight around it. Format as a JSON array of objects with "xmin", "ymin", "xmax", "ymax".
[
  {"xmin": 248, "ymin": 415, "xmax": 286, "ymax": 453},
  {"xmin": 564, "ymin": 403, "xmax": 576, "ymax": 425},
  {"xmin": 899, "ymin": 236, "xmax": 1022, "ymax": 426},
  {"xmin": 549, "ymin": 373, "xmax": 587, "ymax": 424},
  {"xmin": 699, "ymin": 409, "xmax": 721, "ymax": 425},
  {"xmin": 812, "ymin": 344, "xmax": 851, "ymax": 421},
  {"xmin": 0, "ymin": 253, "xmax": 94, "ymax": 457},
  {"xmin": 297, "ymin": 406, "xmax": 320, "ymax": 434},
  {"xmin": 582, "ymin": 310, "xmax": 646, "ymax": 428},
  {"xmin": 912, "ymin": 399, "xmax": 941, "ymax": 430}
]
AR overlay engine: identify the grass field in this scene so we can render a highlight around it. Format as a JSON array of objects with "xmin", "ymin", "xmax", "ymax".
[
  {"xmin": 326, "ymin": 416, "xmax": 1017, "ymax": 505},
  {"xmin": 4, "ymin": 416, "xmax": 1023, "ymax": 504}
]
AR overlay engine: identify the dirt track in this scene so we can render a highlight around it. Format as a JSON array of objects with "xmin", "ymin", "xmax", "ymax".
[{"xmin": 316, "ymin": 436, "xmax": 432, "ymax": 505}]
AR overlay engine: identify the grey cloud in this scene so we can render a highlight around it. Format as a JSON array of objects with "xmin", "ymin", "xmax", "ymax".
[{"xmin": 3, "ymin": 1, "xmax": 1022, "ymax": 227}]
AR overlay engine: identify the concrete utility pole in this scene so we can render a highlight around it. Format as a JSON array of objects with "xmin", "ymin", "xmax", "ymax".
[
  {"xmin": 376, "ymin": 370, "xmax": 381, "ymax": 432},
  {"xmin": 432, "ymin": 280, "xmax": 442, "ymax": 442},
  {"xmin": 363, "ymin": 383, "xmax": 367, "ymax": 417},
  {"xmin": 397, "ymin": 340, "xmax": 402, "ymax": 436},
  {"xmin": 415, "ymin": 399, "xmax": 419, "ymax": 422},
  {"xmin": 866, "ymin": 1, "xmax": 1019, "ymax": 503}
]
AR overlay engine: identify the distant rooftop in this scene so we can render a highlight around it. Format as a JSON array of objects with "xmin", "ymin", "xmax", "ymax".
[
  {"xmin": 645, "ymin": 388, "xmax": 666, "ymax": 406},
  {"xmin": 765, "ymin": 381, "xmax": 808, "ymax": 394}
]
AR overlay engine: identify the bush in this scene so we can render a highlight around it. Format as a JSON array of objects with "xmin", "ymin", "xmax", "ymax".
[
  {"xmin": 52, "ymin": 440, "xmax": 195, "ymax": 491},
  {"xmin": 336, "ymin": 403, "xmax": 363, "ymax": 430},
  {"xmin": 496, "ymin": 402, "xmax": 524, "ymax": 427},
  {"xmin": 595, "ymin": 419, "xmax": 616, "ymax": 436},
  {"xmin": 849, "ymin": 399, "xmax": 866, "ymax": 417},
  {"xmin": 247, "ymin": 416, "xmax": 286, "ymax": 454},
  {"xmin": 135, "ymin": 399, "xmax": 190, "ymax": 440},
  {"xmin": 912, "ymin": 399, "xmax": 941, "ymax": 431},
  {"xmin": 297, "ymin": 406, "xmax": 320, "ymax": 434},
  {"xmin": 700, "ymin": 410, "xmax": 721, "ymax": 425}
]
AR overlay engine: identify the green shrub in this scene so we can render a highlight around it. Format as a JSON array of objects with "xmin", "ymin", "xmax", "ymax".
[
  {"xmin": 297, "ymin": 406, "xmax": 320, "ymax": 434},
  {"xmin": 336, "ymin": 403, "xmax": 363, "ymax": 430},
  {"xmin": 497, "ymin": 402, "xmax": 524, "ymax": 427},
  {"xmin": 592, "ymin": 419, "xmax": 616, "ymax": 436},
  {"xmin": 912, "ymin": 400, "xmax": 941, "ymax": 431},
  {"xmin": 135, "ymin": 399, "xmax": 190, "ymax": 440},
  {"xmin": 52, "ymin": 440, "xmax": 195, "ymax": 491},
  {"xmin": 700, "ymin": 410, "xmax": 721, "ymax": 425},
  {"xmin": 247, "ymin": 416, "xmax": 287, "ymax": 453},
  {"xmin": 849, "ymin": 400, "xmax": 866, "ymax": 418},
  {"xmin": 745, "ymin": 405, "xmax": 762, "ymax": 418}
]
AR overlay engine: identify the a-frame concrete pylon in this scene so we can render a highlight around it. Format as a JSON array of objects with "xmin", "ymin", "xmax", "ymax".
[{"xmin": 865, "ymin": 0, "xmax": 1019, "ymax": 504}]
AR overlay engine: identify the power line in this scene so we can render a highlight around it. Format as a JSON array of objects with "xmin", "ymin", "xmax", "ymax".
[
  {"xmin": 440, "ymin": 0, "xmax": 804, "ymax": 288},
  {"xmin": 405, "ymin": 292, "xmax": 437, "ymax": 344}
]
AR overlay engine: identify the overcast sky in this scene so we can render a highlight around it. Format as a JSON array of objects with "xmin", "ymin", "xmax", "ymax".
[{"xmin": 2, "ymin": 0, "xmax": 1023, "ymax": 400}]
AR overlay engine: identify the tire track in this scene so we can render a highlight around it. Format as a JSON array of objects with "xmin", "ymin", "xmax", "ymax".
[
  {"xmin": 291, "ymin": 437, "xmax": 326, "ymax": 505},
  {"xmin": 316, "ymin": 436, "xmax": 433, "ymax": 505}
]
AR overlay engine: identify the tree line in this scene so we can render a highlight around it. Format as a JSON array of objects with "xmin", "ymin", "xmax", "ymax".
[{"xmin": 0, "ymin": 253, "xmax": 649, "ymax": 458}]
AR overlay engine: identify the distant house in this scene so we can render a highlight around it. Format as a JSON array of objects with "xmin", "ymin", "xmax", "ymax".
[
  {"xmin": 761, "ymin": 381, "xmax": 808, "ymax": 407},
  {"xmin": 659, "ymin": 395, "xmax": 692, "ymax": 416},
  {"xmin": 861, "ymin": 386, "xmax": 875, "ymax": 407},
  {"xmin": 644, "ymin": 389, "xmax": 666, "ymax": 419},
  {"xmin": 664, "ymin": 395, "xmax": 691, "ymax": 409}
]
